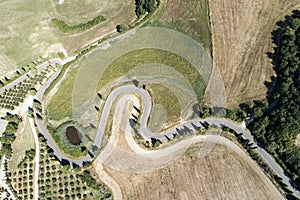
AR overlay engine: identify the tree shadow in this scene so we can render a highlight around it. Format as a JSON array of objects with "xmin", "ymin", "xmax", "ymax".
[
  {"xmin": 129, "ymin": 118, "xmax": 142, "ymax": 139},
  {"xmin": 263, "ymin": 10, "xmax": 300, "ymax": 103}
]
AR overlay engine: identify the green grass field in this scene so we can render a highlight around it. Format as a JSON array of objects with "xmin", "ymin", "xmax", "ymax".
[
  {"xmin": 148, "ymin": 83, "xmax": 181, "ymax": 131},
  {"xmin": 47, "ymin": 48, "xmax": 206, "ymax": 122},
  {"xmin": 47, "ymin": 67, "xmax": 79, "ymax": 121},
  {"xmin": 96, "ymin": 48, "xmax": 206, "ymax": 97}
]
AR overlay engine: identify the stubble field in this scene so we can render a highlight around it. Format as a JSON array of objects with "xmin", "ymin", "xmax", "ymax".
[
  {"xmin": 101, "ymin": 142, "xmax": 283, "ymax": 200},
  {"xmin": 207, "ymin": 0, "xmax": 300, "ymax": 107}
]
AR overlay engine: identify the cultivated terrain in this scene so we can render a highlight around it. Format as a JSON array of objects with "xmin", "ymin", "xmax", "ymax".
[{"xmin": 208, "ymin": 0, "xmax": 300, "ymax": 106}]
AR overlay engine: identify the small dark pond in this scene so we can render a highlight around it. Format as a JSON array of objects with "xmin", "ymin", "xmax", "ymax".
[{"xmin": 65, "ymin": 126, "xmax": 83, "ymax": 145}]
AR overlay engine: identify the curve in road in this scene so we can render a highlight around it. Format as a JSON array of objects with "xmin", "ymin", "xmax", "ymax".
[{"xmin": 4, "ymin": 57, "xmax": 294, "ymax": 198}]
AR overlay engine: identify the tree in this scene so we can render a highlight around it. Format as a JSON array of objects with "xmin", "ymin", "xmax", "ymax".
[{"xmin": 116, "ymin": 24, "xmax": 129, "ymax": 33}]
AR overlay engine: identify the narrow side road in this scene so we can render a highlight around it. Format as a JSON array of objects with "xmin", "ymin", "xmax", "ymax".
[{"xmin": 28, "ymin": 117, "xmax": 40, "ymax": 200}]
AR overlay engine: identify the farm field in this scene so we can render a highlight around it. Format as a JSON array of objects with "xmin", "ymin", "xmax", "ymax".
[
  {"xmin": 102, "ymin": 142, "xmax": 283, "ymax": 200},
  {"xmin": 208, "ymin": 0, "xmax": 300, "ymax": 107},
  {"xmin": 0, "ymin": 0, "xmax": 135, "ymax": 75},
  {"xmin": 145, "ymin": 0, "xmax": 211, "ymax": 51}
]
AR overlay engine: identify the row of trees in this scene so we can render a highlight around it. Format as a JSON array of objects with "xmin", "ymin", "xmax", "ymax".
[
  {"xmin": 248, "ymin": 11, "xmax": 300, "ymax": 191},
  {"xmin": 8, "ymin": 149, "xmax": 36, "ymax": 199},
  {"xmin": 0, "ymin": 63, "xmax": 37, "ymax": 88},
  {"xmin": 196, "ymin": 103, "xmax": 247, "ymax": 122},
  {"xmin": 36, "ymin": 132, "xmax": 109, "ymax": 199},
  {"xmin": 0, "ymin": 69, "xmax": 48, "ymax": 110}
]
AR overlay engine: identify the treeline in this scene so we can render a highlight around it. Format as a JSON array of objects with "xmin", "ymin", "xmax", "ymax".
[
  {"xmin": 52, "ymin": 15, "xmax": 106, "ymax": 33},
  {"xmin": 248, "ymin": 11, "xmax": 300, "ymax": 191},
  {"xmin": 0, "ymin": 113, "xmax": 22, "ymax": 157},
  {"xmin": 135, "ymin": 0, "xmax": 160, "ymax": 18},
  {"xmin": 196, "ymin": 103, "xmax": 246, "ymax": 122}
]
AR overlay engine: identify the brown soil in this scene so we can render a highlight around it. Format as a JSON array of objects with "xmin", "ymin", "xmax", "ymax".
[
  {"xmin": 103, "ymin": 143, "xmax": 283, "ymax": 200},
  {"xmin": 207, "ymin": 0, "xmax": 300, "ymax": 107}
]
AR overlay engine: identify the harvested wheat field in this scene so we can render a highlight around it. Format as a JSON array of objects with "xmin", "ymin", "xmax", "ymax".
[
  {"xmin": 208, "ymin": 0, "xmax": 300, "ymax": 107},
  {"xmin": 101, "ymin": 142, "xmax": 283, "ymax": 200}
]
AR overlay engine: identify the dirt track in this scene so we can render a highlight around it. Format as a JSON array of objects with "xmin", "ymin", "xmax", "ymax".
[{"xmin": 208, "ymin": 0, "xmax": 300, "ymax": 107}]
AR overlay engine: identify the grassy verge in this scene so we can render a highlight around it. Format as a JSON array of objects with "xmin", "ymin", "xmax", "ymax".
[
  {"xmin": 47, "ymin": 67, "xmax": 79, "ymax": 121},
  {"xmin": 148, "ymin": 83, "xmax": 180, "ymax": 125},
  {"xmin": 52, "ymin": 15, "xmax": 106, "ymax": 34}
]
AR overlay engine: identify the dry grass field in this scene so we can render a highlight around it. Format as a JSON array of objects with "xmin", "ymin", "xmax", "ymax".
[
  {"xmin": 10, "ymin": 117, "xmax": 35, "ymax": 171},
  {"xmin": 0, "ymin": 0, "xmax": 135, "ymax": 75},
  {"xmin": 147, "ymin": 0, "xmax": 211, "ymax": 50},
  {"xmin": 102, "ymin": 143, "xmax": 283, "ymax": 200},
  {"xmin": 207, "ymin": 0, "xmax": 300, "ymax": 107}
]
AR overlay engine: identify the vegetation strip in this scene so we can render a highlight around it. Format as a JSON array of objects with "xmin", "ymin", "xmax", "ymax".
[{"xmin": 52, "ymin": 15, "xmax": 106, "ymax": 34}]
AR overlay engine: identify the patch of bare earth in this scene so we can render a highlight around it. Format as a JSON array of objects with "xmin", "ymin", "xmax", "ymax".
[
  {"xmin": 207, "ymin": 1, "xmax": 300, "ymax": 107},
  {"xmin": 295, "ymin": 134, "xmax": 300, "ymax": 147},
  {"xmin": 102, "ymin": 143, "xmax": 283, "ymax": 200}
]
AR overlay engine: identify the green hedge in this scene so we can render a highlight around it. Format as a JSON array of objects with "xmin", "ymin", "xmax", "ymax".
[{"xmin": 52, "ymin": 15, "xmax": 106, "ymax": 33}]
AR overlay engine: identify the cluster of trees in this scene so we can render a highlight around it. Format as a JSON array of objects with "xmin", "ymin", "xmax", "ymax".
[
  {"xmin": 79, "ymin": 170, "xmax": 112, "ymax": 199},
  {"xmin": 248, "ymin": 11, "xmax": 300, "ymax": 191},
  {"xmin": 0, "ymin": 113, "xmax": 22, "ymax": 156},
  {"xmin": 116, "ymin": 0, "xmax": 160, "ymax": 32},
  {"xmin": 135, "ymin": 0, "xmax": 160, "ymax": 18},
  {"xmin": 196, "ymin": 103, "xmax": 247, "ymax": 122},
  {"xmin": 52, "ymin": 15, "xmax": 106, "ymax": 33}
]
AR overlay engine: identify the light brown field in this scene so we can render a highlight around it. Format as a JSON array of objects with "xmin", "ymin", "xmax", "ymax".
[
  {"xmin": 149, "ymin": 0, "xmax": 211, "ymax": 50},
  {"xmin": 101, "ymin": 142, "xmax": 283, "ymax": 200},
  {"xmin": 207, "ymin": 0, "xmax": 300, "ymax": 107}
]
